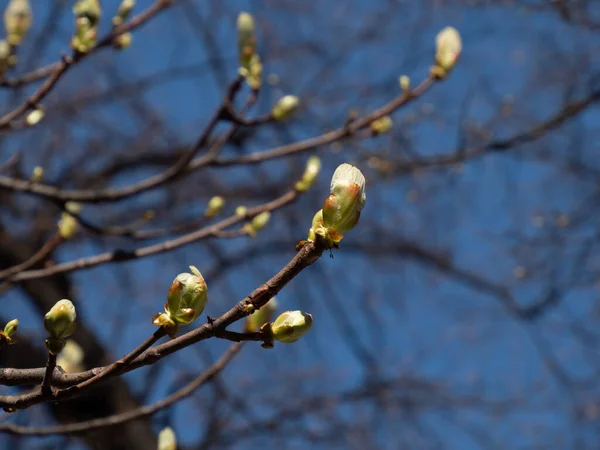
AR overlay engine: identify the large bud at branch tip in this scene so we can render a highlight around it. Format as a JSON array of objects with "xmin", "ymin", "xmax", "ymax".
[
  {"xmin": 432, "ymin": 26, "xmax": 462, "ymax": 79},
  {"xmin": 166, "ymin": 266, "xmax": 208, "ymax": 325}
]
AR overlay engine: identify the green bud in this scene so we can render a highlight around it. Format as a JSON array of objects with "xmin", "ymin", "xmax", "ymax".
[
  {"xmin": 44, "ymin": 299, "xmax": 76, "ymax": 341},
  {"xmin": 0, "ymin": 40, "xmax": 14, "ymax": 77},
  {"xmin": 237, "ymin": 12, "xmax": 255, "ymax": 69},
  {"xmin": 166, "ymin": 266, "xmax": 208, "ymax": 325},
  {"xmin": 433, "ymin": 26, "xmax": 461, "ymax": 78},
  {"xmin": 272, "ymin": 95, "xmax": 299, "ymax": 121},
  {"xmin": 370, "ymin": 116, "xmax": 393, "ymax": 135},
  {"xmin": 56, "ymin": 339, "xmax": 84, "ymax": 373},
  {"xmin": 158, "ymin": 426, "xmax": 177, "ymax": 450},
  {"xmin": 30, "ymin": 166, "xmax": 44, "ymax": 183},
  {"xmin": 152, "ymin": 311, "xmax": 178, "ymax": 338},
  {"xmin": 295, "ymin": 156, "xmax": 321, "ymax": 192},
  {"xmin": 73, "ymin": 0, "xmax": 101, "ymax": 24},
  {"xmin": 4, "ymin": 0, "xmax": 32, "ymax": 46},
  {"xmin": 243, "ymin": 53, "xmax": 262, "ymax": 90},
  {"xmin": 235, "ymin": 205, "xmax": 248, "ymax": 217},
  {"xmin": 244, "ymin": 211, "xmax": 271, "ymax": 238},
  {"xmin": 246, "ymin": 297, "xmax": 277, "ymax": 332},
  {"xmin": 271, "ymin": 310, "xmax": 313, "ymax": 344},
  {"xmin": 72, "ymin": 0, "xmax": 101, "ymax": 53},
  {"xmin": 113, "ymin": 0, "xmax": 134, "ymax": 26},
  {"xmin": 3, "ymin": 319, "xmax": 18, "ymax": 338},
  {"xmin": 204, "ymin": 196, "xmax": 225, "ymax": 218},
  {"xmin": 113, "ymin": 32, "xmax": 132, "ymax": 50},
  {"xmin": 58, "ymin": 213, "xmax": 79, "ymax": 239},
  {"xmin": 321, "ymin": 163, "xmax": 366, "ymax": 242},
  {"xmin": 65, "ymin": 201, "xmax": 82, "ymax": 214},
  {"xmin": 399, "ymin": 75, "xmax": 411, "ymax": 91}
]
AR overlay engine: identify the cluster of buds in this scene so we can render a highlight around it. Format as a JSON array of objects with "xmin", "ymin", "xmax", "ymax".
[
  {"xmin": 58, "ymin": 202, "xmax": 82, "ymax": 240},
  {"xmin": 306, "ymin": 163, "xmax": 366, "ymax": 248},
  {"xmin": 261, "ymin": 310, "xmax": 313, "ymax": 348},
  {"xmin": 204, "ymin": 196, "xmax": 225, "ymax": 218},
  {"xmin": 237, "ymin": 12, "xmax": 262, "ymax": 89},
  {"xmin": 271, "ymin": 95, "xmax": 299, "ymax": 121},
  {"xmin": 0, "ymin": 319, "xmax": 18, "ymax": 346},
  {"xmin": 295, "ymin": 156, "xmax": 321, "ymax": 192},
  {"xmin": 153, "ymin": 266, "xmax": 208, "ymax": 337},
  {"xmin": 4, "ymin": 0, "xmax": 31, "ymax": 46},
  {"xmin": 71, "ymin": 0, "xmax": 102, "ymax": 53},
  {"xmin": 431, "ymin": 26, "xmax": 462, "ymax": 80},
  {"xmin": 112, "ymin": 0, "xmax": 134, "ymax": 26},
  {"xmin": 243, "ymin": 211, "xmax": 271, "ymax": 237},
  {"xmin": 245, "ymin": 297, "xmax": 277, "ymax": 332},
  {"xmin": 44, "ymin": 299, "xmax": 77, "ymax": 355}
]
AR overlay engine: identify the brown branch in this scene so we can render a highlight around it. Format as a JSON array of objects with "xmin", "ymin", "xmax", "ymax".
[
  {"xmin": 0, "ymin": 234, "xmax": 63, "ymax": 280},
  {"xmin": 40, "ymin": 353, "xmax": 57, "ymax": 397},
  {"xmin": 0, "ymin": 343, "xmax": 242, "ymax": 436},
  {"xmin": 0, "ymin": 240, "xmax": 325, "ymax": 409}
]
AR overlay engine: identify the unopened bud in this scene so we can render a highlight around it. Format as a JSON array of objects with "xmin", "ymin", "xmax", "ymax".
[
  {"xmin": 3, "ymin": 319, "xmax": 18, "ymax": 338},
  {"xmin": 321, "ymin": 163, "xmax": 366, "ymax": 243},
  {"xmin": 204, "ymin": 196, "xmax": 225, "ymax": 218},
  {"xmin": 44, "ymin": 299, "xmax": 76, "ymax": 341},
  {"xmin": 72, "ymin": 0, "xmax": 102, "ymax": 53},
  {"xmin": 270, "ymin": 310, "xmax": 313, "ymax": 344},
  {"xmin": 58, "ymin": 213, "xmax": 79, "ymax": 239},
  {"xmin": 113, "ymin": 0, "xmax": 134, "ymax": 26},
  {"xmin": 243, "ymin": 53, "xmax": 262, "ymax": 90},
  {"xmin": 399, "ymin": 75, "xmax": 411, "ymax": 91},
  {"xmin": 433, "ymin": 27, "xmax": 461, "ymax": 78},
  {"xmin": 158, "ymin": 427, "xmax": 177, "ymax": 450},
  {"xmin": 25, "ymin": 106, "xmax": 44, "ymax": 126},
  {"xmin": 30, "ymin": 166, "xmax": 44, "ymax": 183},
  {"xmin": 152, "ymin": 312, "xmax": 178, "ymax": 338},
  {"xmin": 246, "ymin": 297, "xmax": 277, "ymax": 332},
  {"xmin": 235, "ymin": 205, "xmax": 248, "ymax": 217},
  {"xmin": 113, "ymin": 32, "xmax": 132, "ymax": 50},
  {"xmin": 244, "ymin": 211, "xmax": 271, "ymax": 237},
  {"xmin": 296, "ymin": 155, "xmax": 321, "ymax": 192},
  {"xmin": 370, "ymin": 116, "xmax": 392, "ymax": 135},
  {"xmin": 56, "ymin": 339, "xmax": 84, "ymax": 373},
  {"xmin": 165, "ymin": 266, "xmax": 208, "ymax": 325},
  {"xmin": 73, "ymin": 0, "xmax": 101, "ymax": 24},
  {"xmin": 272, "ymin": 95, "xmax": 299, "ymax": 121},
  {"xmin": 4, "ymin": 0, "xmax": 32, "ymax": 46},
  {"xmin": 237, "ymin": 12, "xmax": 255, "ymax": 69}
]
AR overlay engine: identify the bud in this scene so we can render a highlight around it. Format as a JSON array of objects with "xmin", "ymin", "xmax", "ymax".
[
  {"xmin": 237, "ymin": 12, "xmax": 255, "ymax": 69},
  {"xmin": 321, "ymin": 163, "xmax": 366, "ymax": 242},
  {"xmin": 73, "ymin": 0, "xmax": 101, "ymax": 25},
  {"xmin": 4, "ymin": 0, "xmax": 32, "ymax": 46},
  {"xmin": 246, "ymin": 297, "xmax": 277, "ymax": 332},
  {"xmin": 244, "ymin": 53, "xmax": 262, "ymax": 90},
  {"xmin": 113, "ymin": 32, "xmax": 132, "ymax": 50},
  {"xmin": 270, "ymin": 310, "xmax": 313, "ymax": 344},
  {"xmin": 166, "ymin": 266, "xmax": 208, "ymax": 325},
  {"xmin": 306, "ymin": 208, "xmax": 323, "ymax": 242},
  {"xmin": 399, "ymin": 75, "xmax": 411, "ymax": 91},
  {"xmin": 158, "ymin": 427, "xmax": 177, "ymax": 450},
  {"xmin": 65, "ymin": 201, "xmax": 82, "ymax": 214},
  {"xmin": 58, "ymin": 213, "xmax": 79, "ymax": 239},
  {"xmin": 152, "ymin": 312, "xmax": 178, "ymax": 338},
  {"xmin": 0, "ymin": 40, "xmax": 14, "ymax": 77},
  {"xmin": 3, "ymin": 319, "xmax": 18, "ymax": 338},
  {"xmin": 44, "ymin": 299, "xmax": 76, "ymax": 341},
  {"xmin": 113, "ymin": 0, "xmax": 134, "ymax": 26},
  {"xmin": 271, "ymin": 95, "xmax": 299, "ymax": 121},
  {"xmin": 56, "ymin": 339, "xmax": 84, "ymax": 373},
  {"xmin": 370, "ymin": 116, "xmax": 392, "ymax": 135},
  {"xmin": 25, "ymin": 106, "xmax": 44, "ymax": 126},
  {"xmin": 235, "ymin": 205, "xmax": 247, "ymax": 217},
  {"xmin": 433, "ymin": 27, "xmax": 461, "ymax": 78},
  {"xmin": 244, "ymin": 211, "xmax": 271, "ymax": 238},
  {"xmin": 295, "ymin": 156, "xmax": 321, "ymax": 192},
  {"xmin": 72, "ymin": 0, "xmax": 102, "ymax": 53},
  {"xmin": 30, "ymin": 166, "xmax": 44, "ymax": 183},
  {"xmin": 204, "ymin": 196, "xmax": 225, "ymax": 218}
]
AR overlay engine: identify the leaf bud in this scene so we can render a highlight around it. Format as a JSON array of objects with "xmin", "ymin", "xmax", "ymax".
[
  {"xmin": 270, "ymin": 310, "xmax": 313, "ymax": 344},
  {"xmin": 271, "ymin": 95, "xmax": 299, "ymax": 121},
  {"xmin": 44, "ymin": 299, "xmax": 76, "ymax": 341}
]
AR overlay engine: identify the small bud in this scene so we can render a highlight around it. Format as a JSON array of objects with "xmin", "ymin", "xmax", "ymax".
[
  {"xmin": 72, "ymin": 0, "xmax": 102, "ymax": 53},
  {"xmin": 295, "ymin": 156, "xmax": 321, "ymax": 192},
  {"xmin": 45, "ymin": 338, "xmax": 66, "ymax": 355},
  {"xmin": 306, "ymin": 209, "xmax": 323, "ymax": 242},
  {"xmin": 237, "ymin": 12, "xmax": 255, "ymax": 69},
  {"xmin": 4, "ymin": 0, "xmax": 32, "ymax": 46},
  {"xmin": 44, "ymin": 299, "xmax": 76, "ymax": 341},
  {"xmin": 56, "ymin": 339, "xmax": 84, "ymax": 373},
  {"xmin": 113, "ymin": 32, "xmax": 132, "ymax": 50},
  {"xmin": 271, "ymin": 95, "xmax": 299, "ymax": 121},
  {"xmin": 158, "ymin": 427, "xmax": 177, "ymax": 450},
  {"xmin": 370, "ymin": 116, "xmax": 393, "ymax": 135},
  {"xmin": 30, "ymin": 166, "xmax": 44, "ymax": 183},
  {"xmin": 113, "ymin": 0, "xmax": 134, "ymax": 26},
  {"xmin": 321, "ymin": 164, "xmax": 366, "ymax": 243},
  {"xmin": 3, "ymin": 319, "xmax": 18, "ymax": 338},
  {"xmin": 235, "ymin": 205, "xmax": 247, "ymax": 217},
  {"xmin": 244, "ymin": 211, "xmax": 271, "ymax": 237},
  {"xmin": 166, "ymin": 266, "xmax": 208, "ymax": 325},
  {"xmin": 25, "ymin": 106, "xmax": 44, "ymax": 126},
  {"xmin": 204, "ymin": 196, "xmax": 225, "ymax": 218},
  {"xmin": 433, "ymin": 27, "xmax": 461, "ymax": 78},
  {"xmin": 58, "ymin": 213, "xmax": 79, "ymax": 239},
  {"xmin": 246, "ymin": 297, "xmax": 277, "ymax": 332},
  {"xmin": 270, "ymin": 310, "xmax": 313, "ymax": 344},
  {"xmin": 399, "ymin": 75, "xmax": 411, "ymax": 91}
]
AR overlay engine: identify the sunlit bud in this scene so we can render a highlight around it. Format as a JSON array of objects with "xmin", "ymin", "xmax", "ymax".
[
  {"xmin": 30, "ymin": 166, "xmax": 44, "ymax": 183},
  {"xmin": 237, "ymin": 12, "xmax": 255, "ymax": 69},
  {"xmin": 65, "ymin": 202, "xmax": 82, "ymax": 214},
  {"xmin": 73, "ymin": 0, "xmax": 101, "ymax": 25},
  {"xmin": 399, "ymin": 75, "xmax": 411, "ymax": 91},
  {"xmin": 370, "ymin": 116, "xmax": 393, "ymax": 135},
  {"xmin": 246, "ymin": 297, "xmax": 277, "ymax": 332},
  {"xmin": 306, "ymin": 208, "xmax": 323, "ymax": 242},
  {"xmin": 271, "ymin": 310, "xmax": 313, "ymax": 344},
  {"xmin": 243, "ymin": 53, "xmax": 262, "ymax": 90},
  {"xmin": 44, "ymin": 299, "xmax": 76, "ymax": 341},
  {"xmin": 25, "ymin": 106, "xmax": 44, "ymax": 126},
  {"xmin": 3, "ymin": 319, "xmax": 18, "ymax": 338},
  {"xmin": 113, "ymin": 32, "xmax": 132, "ymax": 50},
  {"xmin": 433, "ymin": 26, "xmax": 461, "ymax": 78},
  {"xmin": 244, "ymin": 211, "xmax": 271, "ymax": 237},
  {"xmin": 295, "ymin": 156, "xmax": 321, "ymax": 193},
  {"xmin": 235, "ymin": 205, "xmax": 248, "ymax": 217},
  {"xmin": 4, "ymin": 0, "xmax": 32, "ymax": 46},
  {"xmin": 271, "ymin": 95, "xmax": 299, "ymax": 121},
  {"xmin": 158, "ymin": 427, "xmax": 177, "ymax": 450},
  {"xmin": 56, "ymin": 339, "xmax": 84, "ymax": 373},
  {"xmin": 322, "ymin": 164, "xmax": 366, "ymax": 241},
  {"xmin": 72, "ymin": 0, "xmax": 101, "ymax": 53},
  {"xmin": 152, "ymin": 312, "xmax": 178, "ymax": 338},
  {"xmin": 58, "ymin": 213, "xmax": 79, "ymax": 239},
  {"xmin": 113, "ymin": 0, "xmax": 134, "ymax": 26},
  {"xmin": 166, "ymin": 266, "xmax": 208, "ymax": 325},
  {"xmin": 204, "ymin": 196, "xmax": 225, "ymax": 218}
]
